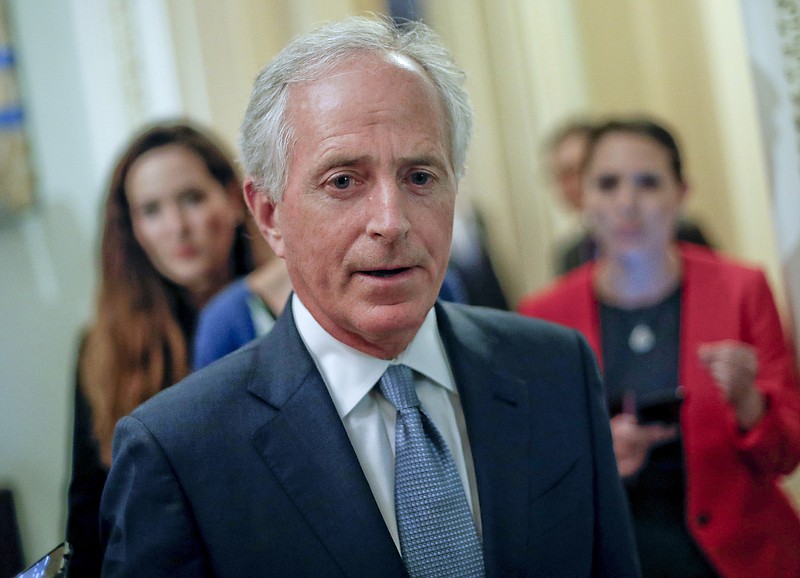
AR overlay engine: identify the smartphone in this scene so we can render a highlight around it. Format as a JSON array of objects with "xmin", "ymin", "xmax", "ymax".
[{"xmin": 15, "ymin": 542, "xmax": 71, "ymax": 578}]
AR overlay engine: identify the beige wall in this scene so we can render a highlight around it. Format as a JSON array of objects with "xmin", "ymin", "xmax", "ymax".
[
  {"xmin": 165, "ymin": 0, "xmax": 384, "ymax": 152},
  {"xmin": 423, "ymin": 1, "xmax": 591, "ymax": 301}
]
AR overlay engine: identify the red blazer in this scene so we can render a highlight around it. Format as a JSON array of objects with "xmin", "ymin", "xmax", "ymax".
[{"xmin": 518, "ymin": 243, "xmax": 800, "ymax": 578}]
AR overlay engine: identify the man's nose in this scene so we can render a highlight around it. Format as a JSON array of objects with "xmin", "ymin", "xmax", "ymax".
[{"xmin": 366, "ymin": 178, "xmax": 410, "ymax": 242}]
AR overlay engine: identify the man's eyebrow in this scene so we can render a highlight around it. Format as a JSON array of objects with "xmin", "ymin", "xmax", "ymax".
[
  {"xmin": 401, "ymin": 154, "xmax": 449, "ymax": 173},
  {"xmin": 315, "ymin": 153, "xmax": 449, "ymax": 171},
  {"xmin": 304, "ymin": 155, "xmax": 358, "ymax": 183},
  {"xmin": 315, "ymin": 154, "xmax": 367, "ymax": 175}
]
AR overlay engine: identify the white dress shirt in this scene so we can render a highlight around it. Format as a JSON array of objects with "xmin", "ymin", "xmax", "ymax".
[{"xmin": 292, "ymin": 294, "xmax": 482, "ymax": 551}]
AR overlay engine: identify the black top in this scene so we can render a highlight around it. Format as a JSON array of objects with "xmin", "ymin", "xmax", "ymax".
[
  {"xmin": 599, "ymin": 288, "xmax": 719, "ymax": 577},
  {"xmin": 66, "ymin": 339, "xmax": 107, "ymax": 578},
  {"xmin": 600, "ymin": 287, "xmax": 681, "ymax": 420},
  {"xmin": 67, "ymin": 297, "xmax": 196, "ymax": 577}
]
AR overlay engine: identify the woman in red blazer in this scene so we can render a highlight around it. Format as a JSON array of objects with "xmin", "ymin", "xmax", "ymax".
[{"xmin": 518, "ymin": 118, "xmax": 800, "ymax": 578}]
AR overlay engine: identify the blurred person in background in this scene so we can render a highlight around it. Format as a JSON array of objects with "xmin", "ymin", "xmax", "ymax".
[
  {"xmin": 520, "ymin": 118, "xmax": 800, "ymax": 577},
  {"xmin": 192, "ymin": 240, "xmax": 292, "ymax": 370},
  {"xmin": 66, "ymin": 121, "xmax": 254, "ymax": 577},
  {"xmin": 544, "ymin": 119, "xmax": 595, "ymax": 273},
  {"xmin": 544, "ymin": 118, "xmax": 712, "ymax": 275}
]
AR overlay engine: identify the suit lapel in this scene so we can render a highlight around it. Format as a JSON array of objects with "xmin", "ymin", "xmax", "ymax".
[
  {"xmin": 436, "ymin": 303, "xmax": 529, "ymax": 575},
  {"xmin": 247, "ymin": 306, "xmax": 405, "ymax": 577}
]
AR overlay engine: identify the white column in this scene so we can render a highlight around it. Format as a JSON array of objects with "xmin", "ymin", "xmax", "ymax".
[{"xmin": 739, "ymin": 0, "xmax": 800, "ymax": 504}]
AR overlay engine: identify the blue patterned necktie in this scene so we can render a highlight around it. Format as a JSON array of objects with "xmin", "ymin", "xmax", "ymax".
[{"xmin": 379, "ymin": 364, "xmax": 485, "ymax": 578}]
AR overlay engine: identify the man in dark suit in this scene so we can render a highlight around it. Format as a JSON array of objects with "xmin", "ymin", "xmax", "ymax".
[{"xmin": 100, "ymin": 16, "xmax": 639, "ymax": 577}]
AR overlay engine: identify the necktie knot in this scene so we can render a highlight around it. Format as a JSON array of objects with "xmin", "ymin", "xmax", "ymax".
[{"xmin": 379, "ymin": 364, "xmax": 420, "ymax": 411}]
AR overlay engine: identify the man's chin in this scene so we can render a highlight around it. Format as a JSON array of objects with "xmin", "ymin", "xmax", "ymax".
[
  {"xmin": 366, "ymin": 300, "xmax": 431, "ymax": 330},
  {"xmin": 345, "ymin": 301, "xmax": 433, "ymax": 356}
]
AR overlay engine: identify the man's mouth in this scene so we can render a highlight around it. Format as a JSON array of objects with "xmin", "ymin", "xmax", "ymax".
[{"xmin": 363, "ymin": 267, "xmax": 411, "ymax": 278}]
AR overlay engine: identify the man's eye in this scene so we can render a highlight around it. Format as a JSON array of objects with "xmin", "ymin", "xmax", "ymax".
[
  {"xmin": 596, "ymin": 175, "xmax": 619, "ymax": 191},
  {"xmin": 409, "ymin": 172, "xmax": 432, "ymax": 186},
  {"xmin": 330, "ymin": 174, "xmax": 354, "ymax": 189}
]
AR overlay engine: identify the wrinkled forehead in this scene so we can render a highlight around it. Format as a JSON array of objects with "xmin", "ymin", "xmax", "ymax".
[{"xmin": 285, "ymin": 50, "xmax": 449, "ymax": 142}]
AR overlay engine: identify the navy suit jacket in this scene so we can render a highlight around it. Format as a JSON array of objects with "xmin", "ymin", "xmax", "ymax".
[{"xmin": 100, "ymin": 301, "xmax": 639, "ymax": 577}]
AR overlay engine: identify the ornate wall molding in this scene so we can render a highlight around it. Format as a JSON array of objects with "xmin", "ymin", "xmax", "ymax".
[
  {"xmin": 0, "ymin": 0, "xmax": 34, "ymax": 218},
  {"xmin": 777, "ymin": 0, "xmax": 800, "ymax": 159},
  {"xmin": 109, "ymin": 0, "xmax": 145, "ymax": 127}
]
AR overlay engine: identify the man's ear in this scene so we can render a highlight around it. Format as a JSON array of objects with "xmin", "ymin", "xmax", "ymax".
[{"xmin": 244, "ymin": 177, "xmax": 285, "ymax": 258}]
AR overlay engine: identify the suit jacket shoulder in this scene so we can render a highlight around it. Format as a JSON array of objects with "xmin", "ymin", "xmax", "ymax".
[{"xmin": 103, "ymin": 307, "xmax": 406, "ymax": 577}]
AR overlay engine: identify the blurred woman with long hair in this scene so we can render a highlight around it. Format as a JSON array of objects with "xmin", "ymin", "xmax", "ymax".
[{"xmin": 67, "ymin": 121, "xmax": 253, "ymax": 576}]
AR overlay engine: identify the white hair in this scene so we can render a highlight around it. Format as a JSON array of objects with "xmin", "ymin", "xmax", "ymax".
[{"xmin": 239, "ymin": 15, "xmax": 473, "ymax": 201}]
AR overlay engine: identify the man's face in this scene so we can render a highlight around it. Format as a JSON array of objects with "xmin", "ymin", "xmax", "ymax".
[{"xmin": 246, "ymin": 54, "xmax": 457, "ymax": 359}]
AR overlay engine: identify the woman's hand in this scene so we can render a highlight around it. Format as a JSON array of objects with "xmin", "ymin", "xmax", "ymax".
[
  {"xmin": 610, "ymin": 413, "xmax": 679, "ymax": 478},
  {"xmin": 698, "ymin": 340, "xmax": 764, "ymax": 430}
]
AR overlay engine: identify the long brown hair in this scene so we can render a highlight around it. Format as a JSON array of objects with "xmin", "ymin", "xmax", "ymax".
[{"xmin": 80, "ymin": 121, "xmax": 252, "ymax": 465}]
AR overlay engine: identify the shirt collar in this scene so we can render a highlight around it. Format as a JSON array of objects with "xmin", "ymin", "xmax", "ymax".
[{"xmin": 292, "ymin": 294, "xmax": 454, "ymax": 418}]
